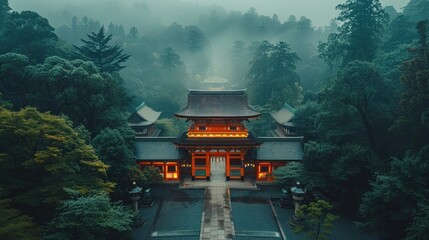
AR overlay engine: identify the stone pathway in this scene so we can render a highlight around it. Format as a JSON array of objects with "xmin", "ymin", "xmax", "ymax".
[
  {"xmin": 201, "ymin": 187, "xmax": 234, "ymax": 240},
  {"xmin": 179, "ymin": 159, "xmax": 257, "ymax": 239}
]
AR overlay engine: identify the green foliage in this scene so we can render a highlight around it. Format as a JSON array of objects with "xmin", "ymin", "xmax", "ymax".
[
  {"xmin": 318, "ymin": 61, "xmax": 391, "ymax": 149},
  {"xmin": 360, "ymin": 146, "xmax": 429, "ymax": 239},
  {"xmin": 0, "ymin": 0, "xmax": 10, "ymax": 32},
  {"xmin": 331, "ymin": 144, "xmax": 372, "ymax": 181},
  {"xmin": 92, "ymin": 126, "xmax": 136, "ymax": 199},
  {"xmin": 318, "ymin": 0, "xmax": 388, "ymax": 66},
  {"xmin": 46, "ymin": 192, "xmax": 133, "ymax": 240},
  {"xmin": 1, "ymin": 11, "xmax": 58, "ymax": 63},
  {"xmin": 0, "ymin": 199, "xmax": 42, "ymax": 240},
  {"xmin": 273, "ymin": 162, "xmax": 303, "ymax": 187},
  {"xmin": 301, "ymin": 141, "xmax": 341, "ymax": 190},
  {"xmin": 0, "ymin": 92, "xmax": 11, "ymax": 109},
  {"xmin": 295, "ymin": 200, "xmax": 339, "ymax": 240},
  {"xmin": 0, "ymin": 53, "xmax": 31, "ymax": 108},
  {"xmin": 398, "ymin": 20, "xmax": 429, "ymax": 150},
  {"xmin": 247, "ymin": 40, "xmax": 302, "ymax": 107},
  {"xmin": 0, "ymin": 108, "xmax": 114, "ymax": 222},
  {"xmin": 74, "ymin": 26, "xmax": 130, "ymax": 73},
  {"xmin": 127, "ymin": 166, "xmax": 163, "ymax": 189},
  {"xmin": 159, "ymin": 47, "xmax": 185, "ymax": 70},
  {"xmin": 245, "ymin": 104, "xmax": 275, "ymax": 136},
  {"xmin": 0, "ymin": 54, "xmax": 131, "ymax": 133},
  {"xmin": 405, "ymin": 203, "xmax": 429, "ymax": 240},
  {"xmin": 141, "ymin": 166, "xmax": 163, "ymax": 187},
  {"xmin": 155, "ymin": 118, "xmax": 180, "ymax": 136},
  {"xmin": 92, "ymin": 127, "xmax": 134, "ymax": 174}
]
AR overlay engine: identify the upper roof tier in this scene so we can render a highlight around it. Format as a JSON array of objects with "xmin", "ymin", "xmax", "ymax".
[{"xmin": 174, "ymin": 89, "xmax": 261, "ymax": 120}]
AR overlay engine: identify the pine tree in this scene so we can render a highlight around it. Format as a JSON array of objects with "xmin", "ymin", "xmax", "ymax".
[
  {"xmin": 74, "ymin": 26, "xmax": 130, "ymax": 73},
  {"xmin": 318, "ymin": 0, "xmax": 389, "ymax": 67}
]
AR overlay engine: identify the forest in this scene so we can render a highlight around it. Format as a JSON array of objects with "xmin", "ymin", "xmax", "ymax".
[{"xmin": 0, "ymin": 0, "xmax": 428, "ymax": 239}]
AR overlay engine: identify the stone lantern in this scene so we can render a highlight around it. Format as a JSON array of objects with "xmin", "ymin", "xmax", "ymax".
[
  {"xmin": 289, "ymin": 181, "xmax": 306, "ymax": 227},
  {"xmin": 141, "ymin": 188, "xmax": 153, "ymax": 207},
  {"xmin": 129, "ymin": 182, "xmax": 145, "ymax": 227},
  {"xmin": 279, "ymin": 187, "xmax": 292, "ymax": 208}
]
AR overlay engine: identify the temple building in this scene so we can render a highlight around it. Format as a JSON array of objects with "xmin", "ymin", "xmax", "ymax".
[
  {"xmin": 134, "ymin": 89, "xmax": 303, "ymax": 181},
  {"xmin": 128, "ymin": 102, "xmax": 161, "ymax": 136},
  {"xmin": 203, "ymin": 74, "xmax": 228, "ymax": 90},
  {"xmin": 271, "ymin": 103, "xmax": 297, "ymax": 136}
]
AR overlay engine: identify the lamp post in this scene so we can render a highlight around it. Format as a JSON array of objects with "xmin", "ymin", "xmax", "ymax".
[
  {"xmin": 129, "ymin": 182, "xmax": 145, "ymax": 227},
  {"xmin": 279, "ymin": 187, "xmax": 292, "ymax": 208},
  {"xmin": 141, "ymin": 188, "xmax": 153, "ymax": 207},
  {"xmin": 289, "ymin": 181, "xmax": 306, "ymax": 227}
]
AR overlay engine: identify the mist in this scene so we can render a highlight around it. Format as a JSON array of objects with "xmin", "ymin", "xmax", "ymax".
[
  {"xmin": 10, "ymin": 0, "xmax": 409, "ymax": 27},
  {"xmin": 5, "ymin": 0, "xmax": 415, "ymax": 114}
]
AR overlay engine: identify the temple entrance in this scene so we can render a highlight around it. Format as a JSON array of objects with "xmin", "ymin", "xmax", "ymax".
[
  {"xmin": 210, "ymin": 155, "xmax": 225, "ymax": 182},
  {"xmin": 191, "ymin": 150, "xmax": 245, "ymax": 181}
]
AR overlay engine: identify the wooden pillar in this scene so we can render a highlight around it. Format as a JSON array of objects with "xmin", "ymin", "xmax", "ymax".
[
  {"xmin": 164, "ymin": 162, "xmax": 167, "ymax": 181},
  {"xmin": 226, "ymin": 151, "xmax": 230, "ymax": 181},
  {"xmin": 206, "ymin": 152, "xmax": 210, "ymax": 181},
  {"xmin": 255, "ymin": 162, "xmax": 259, "ymax": 180},
  {"xmin": 240, "ymin": 151, "xmax": 244, "ymax": 181},
  {"xmin": 191, "ymin": 152, "xmax": 195, "ymax": 181}
]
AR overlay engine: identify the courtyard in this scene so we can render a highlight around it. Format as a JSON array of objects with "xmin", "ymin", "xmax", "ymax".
[{"xmin": 132, "ymin": 181, "xmax": 378, "ymax": 240}]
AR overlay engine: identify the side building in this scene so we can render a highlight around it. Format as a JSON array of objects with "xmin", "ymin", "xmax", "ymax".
[
  {"xmin": 134, "ymin": 89, "xmax": 303, "ymax": 181},
  {"xmin": 128, "ymin": 102, "xmax": 161, "ymax": 136}
]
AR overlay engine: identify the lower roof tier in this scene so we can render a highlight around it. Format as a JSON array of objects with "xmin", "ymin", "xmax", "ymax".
[{"xmin": 134, "ymin": 135, "xmax": 303, "ymax": 162}]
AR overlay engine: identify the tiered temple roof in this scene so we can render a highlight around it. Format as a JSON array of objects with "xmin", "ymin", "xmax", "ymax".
[{"xmin": 174, "ymin": 89, "xmax": 260, "ymax": 120}]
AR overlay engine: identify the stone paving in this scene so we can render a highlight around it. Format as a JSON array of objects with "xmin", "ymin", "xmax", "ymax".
[
  {"xmin": 201, "ymin": 187, "xmax": 234, "ymax": 240},
  {"xmin": 179, "ymin": 158, "xmax": 258, "ymax": 240}
]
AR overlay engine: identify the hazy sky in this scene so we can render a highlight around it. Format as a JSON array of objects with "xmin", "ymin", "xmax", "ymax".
[
  {"xmin": 181, "ymin": 0, "xmax": 410, "ymax": 26},
  {"xmin": 9, "ymin": 0, "xmax": 410, "ymax": 27}
]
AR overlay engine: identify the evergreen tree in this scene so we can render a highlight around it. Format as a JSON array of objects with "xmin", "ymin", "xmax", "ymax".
[
  {"xmin": 396, "ymin": 20, "xmax": 429, "ymax": 150},
  {"xmin": 247, "ymin": 40, "xmax": 301, "ymax": 107},
  {"xmin": 1, "ymin": 11, "xmax": 58, "ymax": 63},
  {"xmin": 0, "ymin": 0, "xmax": 10, "ymax": 33},
  {"xmin": 318, "ymin": 0, "xmax": 389, "ymax": 67},
  {"xmin": 74, "ymin": 26, "xmax": 130, "ymax": 73}
]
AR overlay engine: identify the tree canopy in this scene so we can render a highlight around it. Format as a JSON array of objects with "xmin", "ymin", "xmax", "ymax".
[
  {"xmin": 74, "ymin": 26, "xmax": 130, "ymax": 73},
  {"xmin": 1, "ymin": 11, "xmax": 58, "ymax": 63},
  {"xmin": 0, "ymin": 107, "xmax": 114, "ymax": 222},
  {"xmin": 0, "ymin": 54, "xmax": 130, "ymax": 133},
  {"xmin": 46, "ymin": 191, "xmax": 133, "ymax": 240},
  {"xmin": 247, "ymin": 40, "xmax": 302, "ymax": 108},
  {"xmin": 318, "ymin": 0, "xmax": 389, "ymax": 67}
]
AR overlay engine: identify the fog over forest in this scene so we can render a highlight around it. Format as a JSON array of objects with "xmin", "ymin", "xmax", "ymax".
[
  {"xmin": 10, "ymin": 0, "xmax": 409, "ymax": 27},
  {"xmin": 6, "ymin": 0, "xmax": 411, "ymax": 114}
]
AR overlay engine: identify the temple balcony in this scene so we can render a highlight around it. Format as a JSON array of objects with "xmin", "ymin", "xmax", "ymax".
[{"xmin": 187, "ymin": 123, "xmax": 249, "ymax": 138}]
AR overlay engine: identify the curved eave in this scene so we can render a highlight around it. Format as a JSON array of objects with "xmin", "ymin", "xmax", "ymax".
[
  {"xmin": 174, "ymin": 112, "xmax": 261, "ymax": 120},
  {"xmin": 128, "ymin": 121, "xmax": 155, "ymax": 127}
]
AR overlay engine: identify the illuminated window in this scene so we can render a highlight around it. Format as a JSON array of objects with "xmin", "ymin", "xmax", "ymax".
[{"xmin": 166, "ymin": 165, "xmax": 178, "ymax": 179}]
